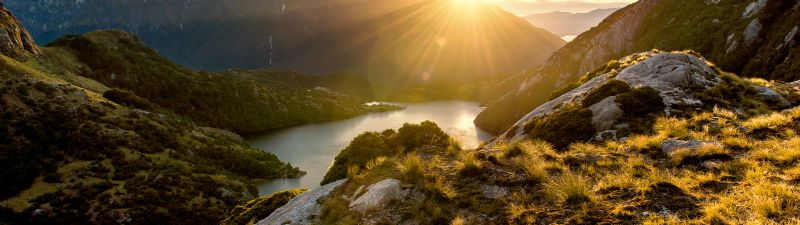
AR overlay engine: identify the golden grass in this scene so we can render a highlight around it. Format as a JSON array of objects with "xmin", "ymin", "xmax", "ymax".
[
  {"xmin": 455, "ymin": 151, "xmax": 484, "ymax": 176},
  {"xmin": 545, "ymin": 172, "xmax": 594, "ymax": 205},
  {"xmin": 744, "ymin": 112, "xmax": 793, "ymax": 130}
]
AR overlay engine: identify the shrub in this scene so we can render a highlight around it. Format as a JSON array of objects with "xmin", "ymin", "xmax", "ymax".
[
  {"xmin": 524, "ymin": 105, "xmax": 595, "ymax": 150},
  {"xmin": 615, "ymin": 86, "xmax": 665, "ymax": 116},
  {"xmin": 103, "ymin": 88, "xmax": 155, "ymax": 110},
  {"xmin": 321, "ymin": 132, "xmax": 391, "ymax": 185},
  {"xmin": 394, "ymin": 121, "xmax": 450, "ymax": 151},
  {"xmin": 582, "ymin": 80, "xmax": 631, "ymax": 107}
]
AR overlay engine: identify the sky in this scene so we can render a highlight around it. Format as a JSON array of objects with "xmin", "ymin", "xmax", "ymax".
[{"xmin": 484, "ymin": 0, "xmax": 638, "ymax": 15}]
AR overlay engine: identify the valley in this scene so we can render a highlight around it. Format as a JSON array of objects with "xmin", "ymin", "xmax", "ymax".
[{"xmin": 1, "ymin": 0, "xmax": 799, "ymax": 224}]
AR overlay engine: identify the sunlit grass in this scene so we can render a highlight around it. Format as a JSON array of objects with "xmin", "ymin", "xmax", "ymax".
[{"xmin": 546, "ymin": 172, "xmax": 594, "ymax": 205}]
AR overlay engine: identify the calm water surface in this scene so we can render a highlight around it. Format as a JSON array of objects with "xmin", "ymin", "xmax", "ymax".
[
  {"xmin": 247, "ymin": 101, "xmax": 494, "ymax": 195},
  {"xmin": 561, "ymin": 35, "xmax": 578, "ymax": 42}
]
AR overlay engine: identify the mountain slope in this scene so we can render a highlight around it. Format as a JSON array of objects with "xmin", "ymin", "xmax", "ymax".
[
  {"xmin": 476, "ymin": 0, "xmax": 800, "ymax": 134},
  {"xmin": 525, "ymin": 8, "xmax": 619, "ymax": 36},
  {"xmin": 0, "ymin": 6, "xmax": 304, "ymax": 224},
  {"xmin": 38, "ymin": 30, "xmax": 397, "ymax": 134},
  {"xmin": 6, "ymin": 0, "xmax": 565, "ymax": 86}
]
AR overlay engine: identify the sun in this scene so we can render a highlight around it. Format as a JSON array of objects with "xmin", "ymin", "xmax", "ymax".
[{"xmin": 453, "ymin": 0, "xmax": 481, "ymax": 7}]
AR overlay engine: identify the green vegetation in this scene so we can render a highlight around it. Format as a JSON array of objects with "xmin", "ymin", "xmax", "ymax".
[
  {"xmin": 615, "ymin": 86, "xmax": 665, "ymax": 116},
  {"xmin": 102, "ymin": 88, "xmax": 156, "ymax": 110},
  {"xmin": 550, "ymin": 60, "xmax": 623, "ymax": 100},
  {"xmin": 321, "ymin": 121, "xmax": 452, "ymax": 185},
  {"xmin": 523, "ymin": 104, "xmax": 595, "ymax": 150},
  {"xmin": 582, "ymin": 80, "xmax": 631, "ymax": 106},
  {"xmin": 0, "ymin": 69, "xmax": 301, "ymax": 224},
  {"xmin": 315, "ymin": 105, "xmax": 800, "ymax": 224},
  {"xmin": 221, "ymin": 189, "xmax": 306, "ymax": 225},
  {"xmin": 41, "ymin": 30, "xmax": 397, "ymax": 133}
]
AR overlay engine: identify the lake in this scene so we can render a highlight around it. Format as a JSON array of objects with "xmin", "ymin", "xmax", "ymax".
[
  {"xmin": 247, "ymin": 101, "xmax": 494, "ymax": 195},
  {"xmin": 561, "ymin": 35, "xmax": 578, "ymax": 42}
]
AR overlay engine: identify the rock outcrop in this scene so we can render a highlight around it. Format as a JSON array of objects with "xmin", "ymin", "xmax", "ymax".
[
  {"xmin": 348, "ymin": 179, "xmax": 408, "ymax": 213},
  {"xmin": 0, "ymin": 5, "xmax": 37, "ymax": 59},
  {"xmin": 660, "ymin": 139, "xmax": 724, "ymax": 156},
  {"xmin": 257, "ymin": 179, "xmax": 348, "ymax": 225},
  {"xmin": 497, "ymin": 51, "xmax": 722, "ymax": 143}
]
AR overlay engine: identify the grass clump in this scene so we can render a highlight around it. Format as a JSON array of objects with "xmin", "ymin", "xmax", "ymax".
[
  {"xmin": 546, "ymin": 172, "xmax": 594, "ymax": 205},
  {"xmin": 515, "ymin": 156, "xmax": 549, "ymax": 185},
  {"xmin": 455, "ymin": 151, "xmax": 484, "ymax": 177}
]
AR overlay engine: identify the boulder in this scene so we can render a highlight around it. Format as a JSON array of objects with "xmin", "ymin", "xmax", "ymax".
[
  {"xmin": 753, "ymin": 85, "xmax": 791, "ymax": 107},
  {"xmin": 257, "ymin": 179, "xmax": 348, "ymax": 225},
  {"xmin": 660, "ymin": 139, "xmax": 723, "ymax": 156},
  {"xmin": 479, "ymin": 185, "xmax": 509, "ymax": 200},
  {"xmin": 349, "ymin": 179, "xmax": 407, "ymax": 213},
  {"xmin": 742, "ymin": 0, "xmax": 767, "ymax": 18},
  {"xmin": 589, "ymin": 96, "xmax": 624, "ymax": 131},
  {"xmin": 744, "ymin": 19, "xmax": 762, "ymax": 47}
]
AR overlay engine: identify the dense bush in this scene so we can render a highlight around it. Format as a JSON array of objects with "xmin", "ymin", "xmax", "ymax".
[
  {"xmin": 102, "ymin": 88, "xmax": 155, "ymax": 110},
  {"xmin": 581, "ymin": 80, "xmax": 631, "ymax": 107},
  {"xmin": 524, "ymin": 105, "xmax": 595, "ymax": 150},
  {"xmin": 394, "ymin": 121, "xmax": 450, "ymax": 151},
  {"xmin": 322, "ymin": 121, "xmax": 452, "ymax": 185},
  {"xmin": 615, "ymin": 86, "xmax": 665, "ymax": 116},
  {"xmin": 321, "ymin": 132, "xmax": 391, "ymax": 185}
]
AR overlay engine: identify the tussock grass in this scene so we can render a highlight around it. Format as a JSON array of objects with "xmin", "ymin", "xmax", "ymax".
[
  {"xmin": 514, "ymin": 156, "xmax": 549, "ymax": 185},
  {"xmin": 752, "ymin": 137, "xmax": 800, "ymax": 165},
  {"xmin": 455, "ymin": 151, "xmax": 484, "ymax": 177},
  {"xmin": 744, "ymin": 113, "xmax": 793, "ymax": 130},
  {"xmin": 546, "ymin": 172, "xmax": 594, "ymax": 205}
]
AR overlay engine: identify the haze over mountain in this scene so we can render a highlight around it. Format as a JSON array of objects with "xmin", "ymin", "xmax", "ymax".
[
  {"xmin": 525, "ymin": 8, "xmax": 619, "ymax": 36},
  {"xmin": 6, "ymin": 0, "xmax": 565, "ymax": 90}
]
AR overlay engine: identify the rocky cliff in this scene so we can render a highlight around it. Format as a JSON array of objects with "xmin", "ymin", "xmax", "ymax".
[
  {"xmin": 476, "ymin": 0, "xmax": 800, "ymax": 134},
  {"xmin": 0, "ymin": 4, "xmax": 36, "ymax": 59}
]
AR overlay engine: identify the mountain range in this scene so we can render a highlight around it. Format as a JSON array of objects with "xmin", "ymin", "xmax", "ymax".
[
  {"xmin": 5, "ymin": 0, "xmax": 565, "ymax": 93},
  {"xmin": 525, "ymin": 8, "xmax": 619, "ymax": 36}
]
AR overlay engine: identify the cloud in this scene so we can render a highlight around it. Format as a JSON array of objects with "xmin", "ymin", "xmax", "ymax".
[{"xmin": 486, "ymin": 0, "xmax": 637, "ymax": 15}]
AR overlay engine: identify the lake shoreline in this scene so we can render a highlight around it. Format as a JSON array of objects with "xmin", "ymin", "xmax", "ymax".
[{"xmin": 247, "ymin": 101, "xmax": 494, "ymax": 196}]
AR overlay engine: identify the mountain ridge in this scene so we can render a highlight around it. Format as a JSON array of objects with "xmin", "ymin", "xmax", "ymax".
[
  {"xmin": 476, "ymin": 0, "xmax": 800, "ymax": 134},
  {"xmin": 525, "ymin": 8, "xmax": 619, "ymax": 36},
  {"xmin": 6, "ymin": 0, "xmax": 565, "ymax": 89}
]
